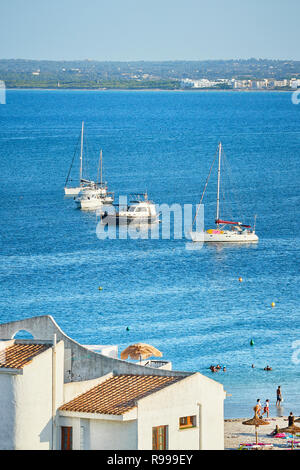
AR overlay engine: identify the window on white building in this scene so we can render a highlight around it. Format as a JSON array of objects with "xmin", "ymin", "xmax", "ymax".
[{"xmin": 179, "ymin": 415, "xmax": 197, "ymax": 429}]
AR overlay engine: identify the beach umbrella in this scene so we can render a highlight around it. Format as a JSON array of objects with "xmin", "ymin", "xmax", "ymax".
[
  {"xmin": 242, "ymin": 416, "xmax": 270, "ymax": 445},
  {"xmin": 120, "ymin": 343, "xmax": 162, "ymax": 363},
  {"xmin": 279, "ymin": 424, "xmax": 300, "ymax": 449}
]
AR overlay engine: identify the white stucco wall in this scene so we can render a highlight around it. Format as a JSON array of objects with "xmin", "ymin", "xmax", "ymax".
[
  {"xmin": 59, "ymin": 415, "xmax": 137, "ymax": 450},
  {"xmin": 89, "ymin": 419, "xmax": 137, "ymax": 450},
  {"xmin": 0, "ymin": 373, "xmax": 17, "ymax": 450},
  {"xmin": 137, "ymin": 373, "xmax": 225, "ymax": 450},
  {"xmin": 0, "ymin": 341, "xmax": 64, "ymax": 450}
]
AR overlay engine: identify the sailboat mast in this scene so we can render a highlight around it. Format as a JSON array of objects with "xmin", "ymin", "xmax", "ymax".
[
  {"xmin": 97, "ymin": 149, "xmax": 103, "ymax": 185},
  {"xmin": 100, "ymin": 149, "xmax": 103, "ymax": 185},
  {"xmin": 216, "ymin": 142, "xmax": 222, "ymax": 224},
  {"xmin": 80, "ymin": 121, "xmax": 84, "ymax": 182},
  {"xmin": 253, "ymin": 214, "xmax": 257, "ymax": 233}
]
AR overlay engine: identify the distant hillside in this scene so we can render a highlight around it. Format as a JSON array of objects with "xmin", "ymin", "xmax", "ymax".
[{"xmin": 1, "ymin": 59, "xmax": 300, "ymax": 89}]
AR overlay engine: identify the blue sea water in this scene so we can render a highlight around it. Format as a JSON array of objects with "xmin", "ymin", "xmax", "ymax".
[{"xmin": 0, "ymin": 89, "xmax": 299, "ymax": 418}]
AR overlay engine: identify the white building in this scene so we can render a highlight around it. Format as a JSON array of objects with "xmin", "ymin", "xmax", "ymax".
[
  {"xmin": 290, "ymin": 78, "xmax": 300, "ymax": 89},
  {"xmin": 251, "ymin": 80, "xmax": 268, "ymax": 89},
  {"xmin": 180, "ymin": 78, "xmax": 223, "ymax": 89},
  {"xmin": 0, "ymin": 338, "xmax": 64, "ymax": 450},
  {"xmin": 233, "ymin": 79, "xmax": 252, "ymax": 89},
  {"xmin": 0, "ymin": 315, "xmax": 226, "ymax": 450},
  {"xmin": 273, "ymin": 79, "xmax": 289, "ymax": 88}
]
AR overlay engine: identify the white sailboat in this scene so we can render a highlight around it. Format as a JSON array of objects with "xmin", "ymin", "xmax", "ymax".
[
  {"xmin": 190, "ymin": 142, "xmax": 259, "ymax": 243},
  {"xmin": 64, "ymin": 122, "xmax": 96, "ymax": 196},
  {"xmin": 74, "ymin": 149, "xmax": 114, "ymax": 211},
  {"xmin": 74, "ymin": 188, "xmax": 105, "ymax": 211},
  {"xmin": 95, "ymin": 149, "xmax": 114, "ymax": 205}
]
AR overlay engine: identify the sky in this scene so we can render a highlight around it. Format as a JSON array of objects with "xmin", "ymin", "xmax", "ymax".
[{"xmin": 0, "ymin": 0, "xmax": 299, "ymax": 61}]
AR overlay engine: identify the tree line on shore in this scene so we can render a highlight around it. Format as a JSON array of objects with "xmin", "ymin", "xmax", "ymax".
[{"xmin": 1, "ymin": 58, "xmax": 300, "ymax": 90}]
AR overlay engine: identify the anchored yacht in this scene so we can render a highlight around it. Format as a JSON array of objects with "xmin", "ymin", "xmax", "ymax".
[
  {"xmin": 64, "ymin": 122, "xmax": 96, "ymax": 196},
  {"xmin": 65, "ymin": 124, "xmax": 114, "ymax": 208},
  {"xmin": 101, "ymin": 193, "xmax": 159, "ymax": 224},
  {"xmin": 190, "ymin": 142, "xmax": 259, "ymax": 243},
  {"xmin": 75, "ymin": 189, "xmax": 105, "ymax": 211}
]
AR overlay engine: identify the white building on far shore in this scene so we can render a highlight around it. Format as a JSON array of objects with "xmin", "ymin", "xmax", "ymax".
[
  {"xmin": 0, "ymin": 315, "xmax": 226, "ymax": 450},
  {"xmin": 181, "ymin": 78, "xmax": 232, "ymax": 89},
  {"xmin": 290, "ymin": 78, "xmax": 300, "ymax": 89}
]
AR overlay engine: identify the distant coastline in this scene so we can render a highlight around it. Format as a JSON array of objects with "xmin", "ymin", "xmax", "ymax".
[
  {"xmin": 1, "ymin": 58, "xmax": 299, "ymax": 93},
  {"xmin": 6, "ymin": 87, "xmax": 293, "ymax": 93}
]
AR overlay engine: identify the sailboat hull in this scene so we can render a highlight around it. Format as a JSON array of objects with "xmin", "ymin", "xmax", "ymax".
[
  {"xmin": 190, "ymin": 230, "xmax": 259, "ymax": 243},
  {"xmin": 64, "ymin": 187, "xmax": 82, "ymax": 196},
  {"xmin": 75, "ymin": 198, "xmax": 104, "ymax": 211}
]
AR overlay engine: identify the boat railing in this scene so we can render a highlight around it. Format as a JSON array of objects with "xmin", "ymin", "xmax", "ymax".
[{"xmin": 141, "ymin": 359, "xmax": 172, "ymax": 370}]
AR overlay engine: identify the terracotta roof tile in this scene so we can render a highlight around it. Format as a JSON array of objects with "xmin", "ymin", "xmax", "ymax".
[
  {"xmin": 0, "ymin": 343, "xmax": 51, "ymax": 369},
  {"xmin": 60, "ymin": 374, "xmax": 184, "ymax": 415}
]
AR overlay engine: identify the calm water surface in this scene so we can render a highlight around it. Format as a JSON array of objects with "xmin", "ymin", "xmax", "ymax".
[{"xmin": 0, "ymin": 89, "xmax": 299, "ymax": 418}]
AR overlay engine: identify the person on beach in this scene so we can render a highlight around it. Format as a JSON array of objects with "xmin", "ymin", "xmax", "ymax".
[
  {"xmin": 269, "ymin": 424, "xmax": 280, "ymax": 436},
  {"xmin": 254, "ymin": 399, "xmax": 262, "ymax": 417},
  {"xmin": 276, "ymin": 386, "xmax": 282, "ymax": 406},
  {"xmin": 262, "ymin": 399, "xmax": 270, "ymax": 418},
  {"xmin": 288, "ymin": 412, "xmax": 295, "ymax": 426}
]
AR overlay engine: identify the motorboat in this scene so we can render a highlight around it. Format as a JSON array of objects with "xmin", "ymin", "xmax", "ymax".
[{"xmin": 101, "ymin": 193, "xmax": 159, "ymax": 224}]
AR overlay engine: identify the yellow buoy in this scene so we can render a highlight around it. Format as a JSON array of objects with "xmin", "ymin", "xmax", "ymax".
[
  {"xmin": 98, "ymin": 286, "xmax": 103, "ymax": 291},
  {"xmin": 239, "ymin": 277, "xmax": 243, "ymax": 282},
  {"xmin": 271, "ymin": 302, "xmax": 275, "ymax": 308}
]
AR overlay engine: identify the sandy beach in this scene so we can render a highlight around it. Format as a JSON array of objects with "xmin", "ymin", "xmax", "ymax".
[{"xmin": 225, "ymin": 416, "xmax": 300, "ymax": 450}]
